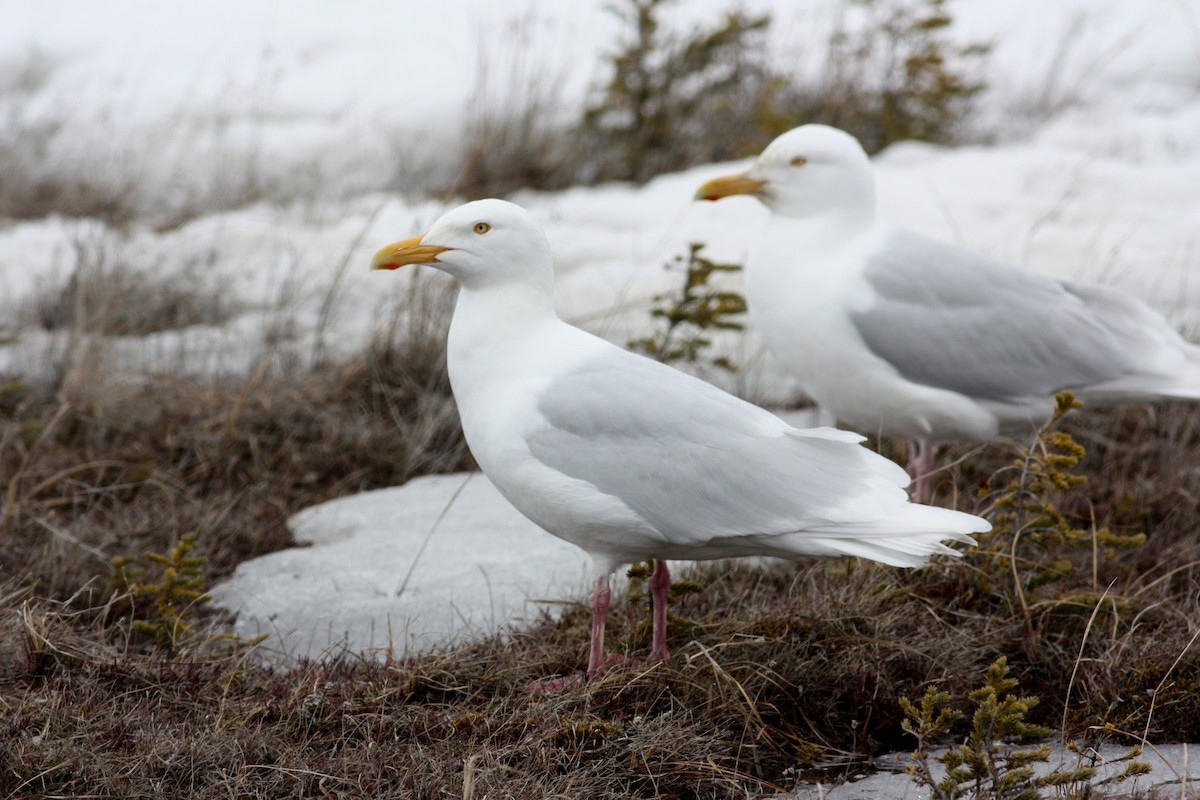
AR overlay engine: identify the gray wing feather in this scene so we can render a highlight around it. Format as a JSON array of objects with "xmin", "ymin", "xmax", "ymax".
[
  {"xmin": 852, "ymin": 230, "xmax": 1161, "ymax": 401},
  {"xmin": 526, "ymin": 353, "xmax": 908, "ymax": 546}
]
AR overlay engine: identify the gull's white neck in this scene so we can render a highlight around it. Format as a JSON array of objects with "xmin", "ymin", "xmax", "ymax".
[
  {"xmin": 745, "ymin": 203, "xmax": 879, "ymax": 327},
  {"xmin": 449, "ymin": 283, "xmax": 558, "ymax": 361},
  {"xmin": 445, "ymin": 281, "xmax": 578, "ymax": 416},
  {"xmin": 445, "ymin": 280, "xmax": 608, "ymax": 464},
  {"xmin": 759, "ymin": 205, "xmax": 875, "ymax": 263}
]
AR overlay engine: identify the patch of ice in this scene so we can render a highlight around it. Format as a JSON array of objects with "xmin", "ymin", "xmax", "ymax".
[
  {"xmin": 780, "ymin": 741, "xmax": 1200, "ymax": 799},
  {"xmin": 208, "ymin": 472, "xmax": 593, "ymax": 660}
]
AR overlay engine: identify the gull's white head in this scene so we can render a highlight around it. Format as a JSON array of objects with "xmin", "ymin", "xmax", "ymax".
[
  {"xmin": 695, "ymin": 124, "xmax": 875, "ymax": 221},
  {"xmin": 370, "ymin": 199, "xmax": 555, "ymax": 294}
]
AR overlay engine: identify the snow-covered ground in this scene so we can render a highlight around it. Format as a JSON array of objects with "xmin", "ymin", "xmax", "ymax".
[
  {"xmin": 781, "ymin": 741, "xmax": 1199, "ymax": 799},
  {"xmin": 2, "ymin": 1, "xmax": 1199, "ymax": 660}
]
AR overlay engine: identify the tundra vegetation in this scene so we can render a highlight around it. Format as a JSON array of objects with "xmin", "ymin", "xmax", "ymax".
[{"xmin": 2, "ymin": 1, "xmax": 1198, "ymax": 798}]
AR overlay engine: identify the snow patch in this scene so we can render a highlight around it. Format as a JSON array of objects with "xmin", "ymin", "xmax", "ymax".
[{"xmin": 209, "ymin": 472, "xmax": 592, "ymax": 660}]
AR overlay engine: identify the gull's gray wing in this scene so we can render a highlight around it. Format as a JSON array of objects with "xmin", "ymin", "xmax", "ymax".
[
  {"xmin": 524, "ymin": 352, "xmax": 909, "ymax": 546},
  {"xmin": 852, "ymin": 229, "xmax": 1163, "ymax": 401}
]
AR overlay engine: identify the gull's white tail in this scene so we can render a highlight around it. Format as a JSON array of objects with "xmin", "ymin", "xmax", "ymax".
[{"xmin": 777, "ymin": 502, "xmax": 989, "ymax": 568}]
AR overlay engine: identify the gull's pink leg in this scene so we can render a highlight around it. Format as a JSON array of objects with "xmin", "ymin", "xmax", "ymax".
[
  {"xmin": 906, "ymin": 439, "xmax": 938, "ymax": 503},
  {"xmin": 648, "ymin": 559, "xmax": 671, "ymax": 662},
  {"xmin": 587, "ymin": 574, "xmax": 611, "ymax": 675}
]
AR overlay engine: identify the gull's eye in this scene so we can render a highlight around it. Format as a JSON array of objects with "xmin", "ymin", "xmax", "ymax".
[
  {"xmin": 473, "ymin": 221, "xmax": 492, "ymax": 235},
  {"xmin": 790, "ymin": 156, "xmax": 807, "ymax": 168}
]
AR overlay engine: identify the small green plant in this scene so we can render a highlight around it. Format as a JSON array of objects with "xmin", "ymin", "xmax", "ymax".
[
  {"xmin": 628, "ymin": 242, "xmax": 747, "ymax": 371},
  {"xmin": 762, "ymin": 0, "xmax": 991, "ymax": 154},
  {"xmin": 111, "ymin": 533, "xmax": 212, "ymax": 650},
  {"xmin": 582, "ymin": 0, "xmax": 772, "ymax": 183},
  {"xmin": 977, "ymin": 392, "xmax": 1146, "ymax": 623},
  {"xmin": 902, "ymin": 656, "xmax": 1096, "ymax": 800},
  {"xmin": 573, "ymin": 0, "xmax": 989, "ymax": 188}
]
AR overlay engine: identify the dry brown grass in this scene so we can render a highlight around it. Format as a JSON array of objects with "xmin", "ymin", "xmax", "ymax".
[
  {"xmin": 0, "ymin": 316, "xmax": 471, "ymax": 609},
  {"xmin": 441, "ymin": 14, "xmax": 576, "ymax": 201},
  {"xmin": 22, "ymin": 229, "xmax": 238, "ymax": 338},
  {"xmin": 1, "ymin": 229, "xmax": 1197, "ymax": 796},
  {"xmin": 2, "ymin": 393, "xmax": 1200, "ymax": 797},
  {"xmin": 0, "ymin": 47, "xmax": 143, "ymax": 228}
]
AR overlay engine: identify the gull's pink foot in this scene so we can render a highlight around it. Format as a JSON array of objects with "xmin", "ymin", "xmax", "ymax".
[
  {"xmin": 527, "ymin": 673, "xmax": 587, "ymax": 693},
  {"xmin": 527, "ymin": 654, "xmax": 640, "ymax": 693},
  {"xmin": 529, "ymin": 574, "xmax": 626, "ymax": 693},
  {"xmin": 531, "ymin": 560, "xmax": 673, "ymax": 694}
]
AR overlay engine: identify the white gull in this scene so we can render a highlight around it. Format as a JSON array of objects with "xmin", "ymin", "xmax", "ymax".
[
  {"xmin": 697, "ymin": 125, "xmax": 1200, "ymax": 500},
  {"xmin": 370, "ymin": 198, "xmax": 988, "ymax": 676}
]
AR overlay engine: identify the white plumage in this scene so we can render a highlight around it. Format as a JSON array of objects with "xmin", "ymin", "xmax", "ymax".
[
  {"xmin": 371, "ymin": 198, "xmax": 987, "ymax": 675},
  {"xmin": 697, "ymin": 124, "xmax": 1200, "ymax": 499}
]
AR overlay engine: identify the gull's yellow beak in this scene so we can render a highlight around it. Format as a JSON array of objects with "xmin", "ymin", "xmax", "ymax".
[
  {"xmin": 694, "ymin": 172, "xmax": 767, "ymax": 202},
  {"xmin": 370, "ymin": 235, "xmax": 451, "ymax": 270}
]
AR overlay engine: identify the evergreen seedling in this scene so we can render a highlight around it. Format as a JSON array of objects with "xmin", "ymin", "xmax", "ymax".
[
  {"xmin": 629, "ymin": 242, "xmax": 746, "ymax": 372},
  {"xmin": 903, "ymin": 657, "xmax": 1096, "ymax": 800}
]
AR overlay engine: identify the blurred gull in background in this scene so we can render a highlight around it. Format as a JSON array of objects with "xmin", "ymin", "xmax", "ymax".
[{"xmin": 697, "ymin": 124, "xmax": 1200, "ymax": 501}]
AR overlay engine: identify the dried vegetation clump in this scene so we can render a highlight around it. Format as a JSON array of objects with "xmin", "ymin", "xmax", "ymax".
[
  {"xmin": 0, "ymin": 47, "xmax": 143, "ymax": 227},
  {"xmin": 23, "ymin": 230, "xmax": 237, "ymax": 337}
]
